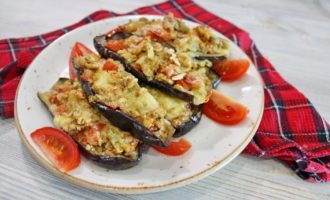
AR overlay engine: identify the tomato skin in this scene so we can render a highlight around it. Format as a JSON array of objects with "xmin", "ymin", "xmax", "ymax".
[
  {"xmin": 213, "ymin": 59, "xmax": 250, "ymax": 81},
  {"xmin": 31, "ymin": 127, "xmax": 80, "ymax": 172},
  {"xmin": 152, "ymin": 139, "xmax": 191, "ymax": 156},
  {"xmin": 106, "ymin": 40, "xmax": 126, "ymax": 52},
  {"xmin": 203, "ymin": 90, "xmax": 249, "ymax": 125},
  {"xmin": 69, "ymin": 42, "xmax": 93, "ymax": 79}
]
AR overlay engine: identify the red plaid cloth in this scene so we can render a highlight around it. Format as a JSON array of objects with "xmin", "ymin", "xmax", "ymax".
[{"xmin": 1, "ymin": 0, "xmax": 329, "ymax": 182}]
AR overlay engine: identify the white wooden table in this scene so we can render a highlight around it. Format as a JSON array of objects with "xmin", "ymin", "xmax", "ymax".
[{"xmin": 1, "ymin": 0, "xmax": 330, "ymax": 199}]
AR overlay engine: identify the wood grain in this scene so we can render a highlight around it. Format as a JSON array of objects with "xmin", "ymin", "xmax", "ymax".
[{"xmin": 1, "ymin": 0, "xmax": 330, "ymax": 199}]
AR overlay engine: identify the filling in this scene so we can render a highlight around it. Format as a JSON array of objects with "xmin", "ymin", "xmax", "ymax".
[
  {"xmin": 74, "ymin": 53, "xmax": 175, "ymax": 144},
  {"xmin": 121, "ymin": 14, "xmax": 229, "ymax": 56},
  {"xmin": 38, "ymin": 79, "xmax": 139, "ymax": 159},
  {"xmin": 104, "ymin": 14, "xmax": 228, "ymax": 105}
]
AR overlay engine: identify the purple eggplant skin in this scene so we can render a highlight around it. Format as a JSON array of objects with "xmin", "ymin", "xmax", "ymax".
[
  {"xmin": 78, "ymin": 142, "xmax": 144, "ymax": 170},
  {"xmin": 94, "ymin": 35, "xmax": 195, "ymax": 103},
  {"xmin": 194, "ymin": 55, "xmax": 226, "ymax": 62},
  {"xmin": 37, "ymin": 78, "xmax": 144, "ymax": 170},
  {"xmin": 74, "ymin": 65, "xmax": 170, "ymax": 147},
  {"xmin": 173, "ymin": 105, "xmax": 202, "ymax": 138},
  {"xmin": 106, "ymin": 31, "xmax": 132, "ymax": 40},
  {"xmin": 78, "ymin": 142, "xmax": 146, "ymax": 170},
  {"xmin": 209, "ymin": 69, "xmax": 221, "ymax": 89}
]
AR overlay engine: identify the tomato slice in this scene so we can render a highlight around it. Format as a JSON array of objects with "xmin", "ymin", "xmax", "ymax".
[
  {"xmin": 106, "ymin": 40, "xmax": 126, "ymax": 52},
  {"xmin": 103, "ymin": 59, "xmax": 118, "ymax": 71},
  {"xmin": 69, "ymin": 42, "xmax": 93, "ymax": 79},
  {"xmin": 213, "ymin": 59, "xmax": 250, "ymax": 81},
  {"xmin": 203, "ymin": 90, "xmax": 249, "ymax": 125},
  {"xmin": 152, "ymin": 139, "xmax": 191, "ymax": 156},
  {"xmin": 31, "ymin": 127, "xmax": 80, "ymax": 172}
]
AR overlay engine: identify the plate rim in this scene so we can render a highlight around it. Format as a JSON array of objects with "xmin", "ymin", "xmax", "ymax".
[{"xmin": 14, "ymin": 15, "xmax": 265, "ymax": 194}]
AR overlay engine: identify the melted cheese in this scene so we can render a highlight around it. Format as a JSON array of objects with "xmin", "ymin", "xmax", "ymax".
[{"xmin": 147, "ymin": 87, "xmax": 192, "ymax": 127}]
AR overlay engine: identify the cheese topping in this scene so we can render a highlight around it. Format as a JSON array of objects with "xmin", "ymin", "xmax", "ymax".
[{"xmin": 146, "ymin": 86, "xmax": 192, "ymax": 128}]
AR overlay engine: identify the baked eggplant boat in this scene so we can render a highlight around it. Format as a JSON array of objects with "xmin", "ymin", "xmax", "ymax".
[
  {"xmin": 94, "ymin": 15, "xmax": 228, "ymax": 105},
  {"xmin": 38, "ymin": 78, "xmax": 143, "ymax": 169},
  {"xmin": 72, "ymin": 51, "xmax": 175, "ymax": 147}
]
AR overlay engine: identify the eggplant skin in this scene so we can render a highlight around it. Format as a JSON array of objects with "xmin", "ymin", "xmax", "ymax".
[
  {"xmin": 74, "ymin": 66, "xmax": 169, "ymax": 147},
  {"xmin": 38, "ymin": 78, "xmax": 143, "ymax": 170},
  {"xmin": 209, "ymin": 69, "xmax": 221, "ymax": 89},
  {"xmin": 194, "ymin": 55, "xmax": 226, "ymax": 62},
  {"xmin": 78, "ymin": 142, "xmax": 145, "ymax": 170},
  {"xmin": 107, "ymin": 31, "xmax": 132, "ymax": 40},
  {"xmin": 173, "ymin": 105, "xmax": 202, "ymax": 138},
  {"xmin": 94, "ymin": 35, "xmax": 194, "ymax": 103}
]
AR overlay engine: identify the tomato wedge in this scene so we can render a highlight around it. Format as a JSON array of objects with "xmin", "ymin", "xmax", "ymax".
[
  {"xmin": 152, "ymin": 139, "xmax": 191, "ymax": 156},
  {"xmin": 31, "ymin": 127, "xmax": 80, "ymax": 172},
  {"xmin": 213, "ymin": 59, "xmax": 250, "ymax": 81},
  {"xmin": 69, "ymin": 42, "xmax": 93, "ymax": 79},
  {"xmin": 203, "ymin": 90, "xmax": 249, "ymax": 125}
]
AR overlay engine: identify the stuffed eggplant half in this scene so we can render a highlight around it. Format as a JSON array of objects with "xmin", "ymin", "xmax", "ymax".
[
  {"xmin": 94, "ymin": 14, "xmax": 228, "ymax": 105},
  {"xmin": 72, "ymin": 51, "xmax": 176, "ymax": 147},
  {"xmin": 38, "ymin": 78, "xmax": 142, "ymax": 169}
]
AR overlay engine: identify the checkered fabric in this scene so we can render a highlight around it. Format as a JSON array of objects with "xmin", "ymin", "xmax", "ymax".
[{"xmin": 1, "ymin": 0, "xmax": 329, "ymax": 182}]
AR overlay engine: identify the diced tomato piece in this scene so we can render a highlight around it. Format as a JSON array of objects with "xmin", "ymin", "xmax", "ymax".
[
  {"xmin": 159, "ymin": 65, "xmax": 175, "ymax": 78},
  {"xmin": 148, "ymin": 29, "xmax": 172, "ymax": 42},
  {"xmin": 80, "ymin": 70, "xmax": 93, "ymax": 83},
  {"xmin": 103, "ymin": 59, "xmax": 118, "ymax": 71},
  {"xmin": 106, "ymin": 40, "xmax": 126, "ymax": 52},
  {"xmin": 31, "ymin": 127, "xmax": 80, "ymax": 172},
  {"xmin": 49, "ymin": 95, "xmax": 61, "ymax": 106},
  {"xmin": 85, "ymin": 131, "xmax": 99, "ymax": 146},
  {"xmin": 213, "ymin": 59, "xmax": 250, "ymax": 81},
  {"xmin": 55, "ymin": 104, "xmax": 66, "ymax": 114},
  {"xmin": 203, "ymin": 90, "xmax": 249, "ymax": 125},
  {"xmin": 69, "ymin": 42, "xmax": 93, "ymax": 79},
  {"xmin": 152, "ymin": 139, "xmax": 191, "ymax": 156},
  {"xmin": 184, "ymin": 75, "xmax": 200, "ymax": 88},
  {"xmin": 176, "ymin": 79, "xmax": 192, "ymax": 90},
  {"xmin": 176, "ymin": 75, "xmax": 199, "ymax": 90}
]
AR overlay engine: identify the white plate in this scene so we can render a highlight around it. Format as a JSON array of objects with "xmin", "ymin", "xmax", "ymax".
[{"xmin": 15, "ymin": 15, "xmax": 264, "ymax": 194}]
